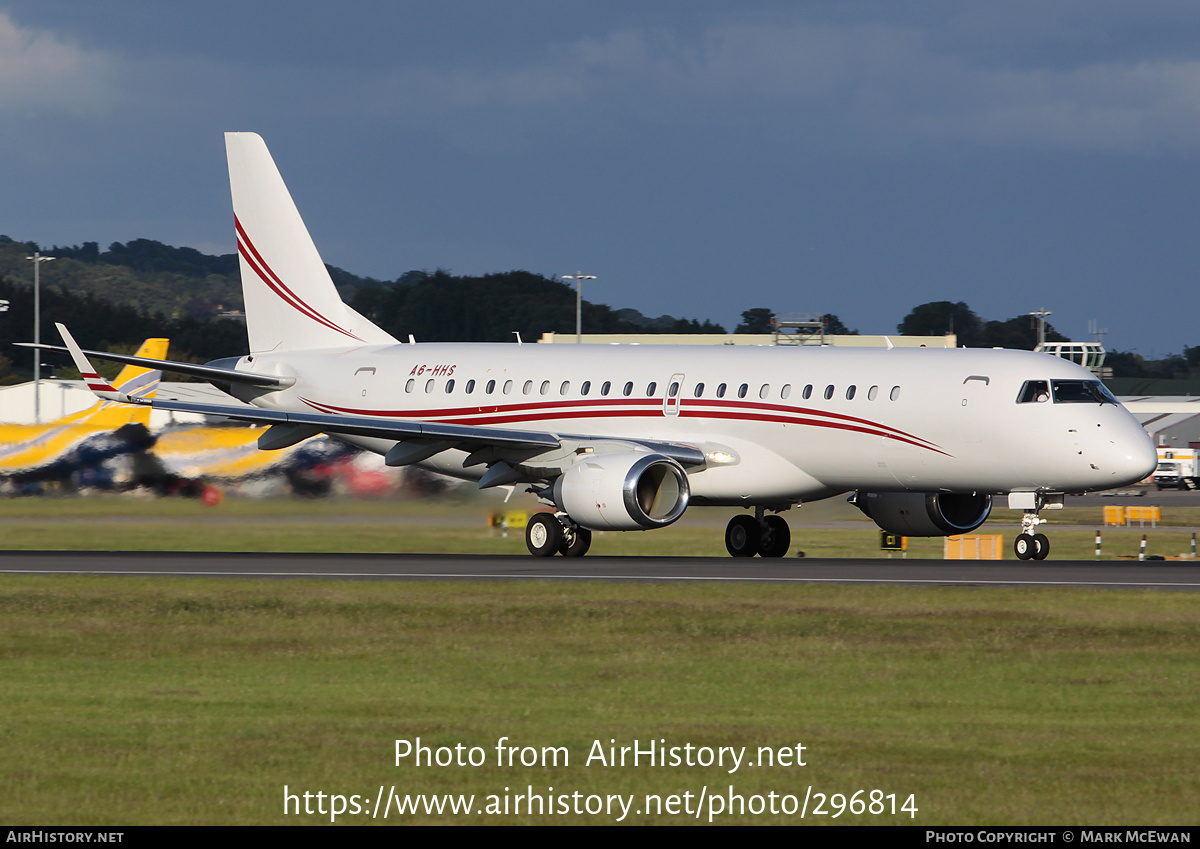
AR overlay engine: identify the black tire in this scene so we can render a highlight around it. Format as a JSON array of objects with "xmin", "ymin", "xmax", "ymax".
[
  {"xmin": 560, "ymin": 526, "xmax": 592, "ymax": 557},
  {"xmin": 758, "ymin": 515, "xmax": 791, "ymax": 558},
  {"xmin": 1032, "ymin": 533, "xmax": 1050, "ymax": 561},
  {"xmin": 725, "ymin": 514, "xmax": 760, "ymax": 557},
  {"xmin": 526, "ymin": 513, "xmax": 564, "ymax": 557},
  {"xmin": 1014, "ymin": 533, "xmax": 1034, "ymax": 561}
]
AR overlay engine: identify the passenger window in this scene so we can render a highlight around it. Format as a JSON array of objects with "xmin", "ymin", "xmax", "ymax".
[
  {"xmin": 716, "ymin": 383, "xmax": 727, "ymax": 398},
  {"xmin": 445, "ymin": 379, "xmax": 455, "ymax": 393},
  {"xmin": 759, "ymin": 384, "xmax": 769, "ymax": 399},
  {"xmin": 623, "ymin": 382, "xmax": 634, "ymax": 396},
  {"xmin": 823, "ymin": 385, "xmax": 834, "ymax": 400},
  {"xmin": 781, "ymin": 384, "xmax": 791, "ymax": 400},
  {"xmin": 890, "ymin": 386, "xmax": 901, "ymax": 401},
  {"xmin": 1017, "ymin": 380, "xmax": 1051, "ymax": 403},
  {"xmin": 426, "ymin": 379, "xmax": 435, "ymax": 393},
  {"xmin": 846, "ymin": 385, "xmax": 856, "ymax": 400},
  {"xmin": 738, "ymin": 384, "xmax": 748, "ymax": 399},
  {"xmin": 465, "ymin": 379, "xmax": 475, "ymax": 394},
  {"xmin": 868, "ymin": 385, "xmax": 878, "ymax": 401},
  {"xmin": 694, "ymin": 383, "xmax": 705, "ymax": 397},
  {"xmin": 540, "ymin": 380, "xmax": 550, "ymax": 395},
  {"xmin": 581, "ymin": 381, "xmax": 591, "ymax": 396},
  {"xmin": 503, "ymin": 380, "xmax": 513, "ymax": 395},
  {"xmin": 601, "ymin": 381, "xmax": 611, "ymax": 396},
  {"xmin": 802, "ymin": 385, "xmax": 813, "ymax": 399},
  {"xmin": 646, "ymin": 382, "xmax": 657, "ymax": 396},
  {"xmin": 405, "ymin": 378, "xmax": 415, "ymax": 393},
  {"xmin": 523, "ymin": 380, "xmax": 533, "ymax": 395},
  {"xmin": 669, "ymin": 382, "xmax": 680, "ymax": 397},
  {"xmin": 486, "ymin": 379, "xmax": 495, "ymax": 394},
  {"xmin": 560, "ymin": 381, "xmax": 570, "ymax": 395}
]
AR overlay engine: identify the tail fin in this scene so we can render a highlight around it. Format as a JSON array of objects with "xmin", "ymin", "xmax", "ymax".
[
  {"xmin": 225, "ymin": 132, "xmax": 397, "ymax": 354},
  {"xmin": 85, "ymin": 337, "xmax": 167, "ymax": 428}
]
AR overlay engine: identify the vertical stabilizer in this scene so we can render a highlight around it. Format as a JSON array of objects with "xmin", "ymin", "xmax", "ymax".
[{"xmin": 225, "ymin": 132, "xmax": 397, "ymax": 353}]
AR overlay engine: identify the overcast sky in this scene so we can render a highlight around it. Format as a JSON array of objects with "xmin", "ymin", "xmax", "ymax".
[{"xmin": 3, "ymin": 1, "xmax": 1199, "ymax": 355}]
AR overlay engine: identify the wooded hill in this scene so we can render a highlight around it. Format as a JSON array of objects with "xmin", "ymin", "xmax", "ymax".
[
  {"xmin": 5, "ymin": 235, "xmax": 1198, "ymax": 387},
  {"xmin": 0, "ymin": 235, "xmax": 723, "ymax": 382}
]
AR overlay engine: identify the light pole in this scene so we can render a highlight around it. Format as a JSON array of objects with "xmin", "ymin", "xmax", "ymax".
[
  {"xmin": 1028, "ymin": 307, "xmax": 1052, "ymax": 349},
  {"xmin": 561, "ymin": 272, "xmax": 596, "ymax": 344},
  {"xmin": 26, "ymin": 251, "xmax": 55, "ymax": 423}
]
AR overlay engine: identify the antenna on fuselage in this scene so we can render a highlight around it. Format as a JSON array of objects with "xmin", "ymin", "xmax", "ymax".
[
  {"xmin": 513, "ymin": 332, "xmax": 523, "ymax": 345},
  {"xmin": 408, "ymin": 334, "xmax": 417, "ymax": 344}
]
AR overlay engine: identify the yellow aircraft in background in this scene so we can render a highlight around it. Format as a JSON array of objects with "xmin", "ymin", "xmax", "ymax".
[
  {"xmin": 2, "ymin": 336, "xmax": 336, "ymax": 494},
  {"xmin": 0, "ymin": 338, "xmax": 167, "ymax": 474},
  {"xmin": 152, "ymin": 423, "xmax": 310, "ymax": 480}
]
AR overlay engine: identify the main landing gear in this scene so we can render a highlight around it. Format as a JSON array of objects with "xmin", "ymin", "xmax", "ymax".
[
  {"xmin": 1013, "ymin": 511, "xmax": 1049, "ymax": 561},
  {"xmin": 526, "ymin": 512, "xmax": 592, "ymax": 558},
  {"xmin": 725, "ymin": 508, "xmax": 791, "ymax": 558}
]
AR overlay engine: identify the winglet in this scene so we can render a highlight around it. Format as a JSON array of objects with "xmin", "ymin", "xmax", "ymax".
[{"xmin": 57, "ymin": 324, "xmax": 150, "ymax": 405}]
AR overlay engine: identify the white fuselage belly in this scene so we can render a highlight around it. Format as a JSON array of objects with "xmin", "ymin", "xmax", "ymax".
[{"xmin": 237, "ymin": 344, "xmax": 1157, "ymax": 502}]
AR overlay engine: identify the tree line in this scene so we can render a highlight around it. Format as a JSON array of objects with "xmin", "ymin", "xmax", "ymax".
[{"xmin": 2, "ymin": 236, "xmax": 1197, "ymax": 383}]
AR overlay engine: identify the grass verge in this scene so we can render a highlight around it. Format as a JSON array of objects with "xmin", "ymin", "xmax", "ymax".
[
  {"xmin": 0, "ymin": 494, "xmax": 1196, "ymax": 559},
  {"xmin": 0, "ymin": 576, "xmax": 1197, "ymax": 825}
]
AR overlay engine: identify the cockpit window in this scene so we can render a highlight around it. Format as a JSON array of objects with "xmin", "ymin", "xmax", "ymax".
[
  {"xmin": 1052, "ymin": 380, "xmax": 1117, "ymax": 404},
  {"xmin": 1016, "ymin": 380, "xmax": 1050, "ymax": 403},
  {"xmin": 1018, "ymin": 379, "xmax": 1117, "ymax": 404}
]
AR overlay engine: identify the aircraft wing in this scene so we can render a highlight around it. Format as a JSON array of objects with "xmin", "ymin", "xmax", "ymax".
[
  {"xmin": 146, "ymin": 397, "xmax": 561, "ymax": 452},
  {"xmin": 144, "ymin": 397, "xmax": 704, "ymax": 466}
]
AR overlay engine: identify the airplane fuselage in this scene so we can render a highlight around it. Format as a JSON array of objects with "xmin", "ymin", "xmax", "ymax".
[{"xmin": 230, "ymin": 343, "xmax": 1157, "ymax": 505}]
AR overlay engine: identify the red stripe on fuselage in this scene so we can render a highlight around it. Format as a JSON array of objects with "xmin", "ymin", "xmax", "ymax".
[
  {"xmin": 296, "ymin": 396, "xmax": 949, "ymax": 454},
  {"xmin": 300, "ymin": 395, "xmax": 937, "ymax": 447},
  {"xmin": 235, "ymin": 217, "xmax": 364, "ymax": 342}
]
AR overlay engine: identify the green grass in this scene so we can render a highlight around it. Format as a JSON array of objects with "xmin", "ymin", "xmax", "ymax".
[
  {"xmin": 2, "ymin": 495, "xmax": 1198, "ymax": 824},
  {"xmin": 0, "ymin": 492, "xmax": 1196, "ymax": 559},
  {"xmin": 0, "ymin": 576, "xmax": 1196, "ymax": 825}
]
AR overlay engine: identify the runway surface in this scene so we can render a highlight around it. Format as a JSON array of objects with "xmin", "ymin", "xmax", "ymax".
[{"xmin": 3, "ymin": 550, "xmax": 1200, "ymax": 590}]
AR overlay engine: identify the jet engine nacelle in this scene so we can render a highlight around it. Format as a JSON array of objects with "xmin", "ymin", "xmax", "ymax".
[
  {"xmin": 854, "ymin": 491, "xmax": 992, "ymax": 537},
  {"xmin": 553, "ymin": 452, "xmax": 690, "ymax": 531}
]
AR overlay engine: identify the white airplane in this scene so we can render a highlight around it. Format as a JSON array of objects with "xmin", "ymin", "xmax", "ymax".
[{"xmin": 33, "ymin": 133, "xmax": 1158, "ymax": 560}]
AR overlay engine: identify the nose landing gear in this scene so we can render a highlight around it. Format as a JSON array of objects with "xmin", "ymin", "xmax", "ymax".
[
  {"xmin": 1009, "ymin": 492, "xmax": 1064, "ymax": 561},
  {"xmin": 1014, "ymin": 513, "xmax": 1050, "ymax": 561}
]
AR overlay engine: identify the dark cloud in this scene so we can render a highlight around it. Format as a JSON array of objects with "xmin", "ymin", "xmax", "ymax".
[{"xmin": 1, "ymin": 2, "xmax": 1198, "ymax": 353}]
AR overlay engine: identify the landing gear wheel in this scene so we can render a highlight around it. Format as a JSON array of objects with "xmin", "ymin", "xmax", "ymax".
[
  {"xmin": 526, "ymin": 513, "xmax": 564, "ymax": 557},
  {"xmin": 560, "ymin": 526, "xmax": 592, "ymax": 557},
  {"xmin": 725, "ymin": 515, "xmax": 760, "ymax": 557},
  {"xmin": 1014, "ymin": 533, "xmax": 1035, "ymax": 561},
  {"xmin": 758, "ymin": 515, "xmax": 791, "ymax": 558},
  {"xmin": 1032, "ymin": 533, "xmax": 1050, "ymax": 561}
]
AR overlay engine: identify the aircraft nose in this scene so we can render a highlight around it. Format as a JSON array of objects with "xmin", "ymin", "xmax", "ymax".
[{"xmin": 1113, "ymin": 420, "xmax": 1158, "ymax": 486}]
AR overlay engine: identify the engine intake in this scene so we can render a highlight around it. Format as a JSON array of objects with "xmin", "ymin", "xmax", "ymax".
[
  {"xmin": 854, "ymin": 492, "xmax": 992, "ymax": 537},
  {"xmin": 553, "ymin": 452, "xmax": 689, "ymax": 531}
]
